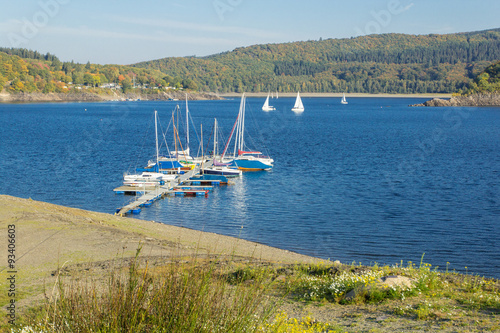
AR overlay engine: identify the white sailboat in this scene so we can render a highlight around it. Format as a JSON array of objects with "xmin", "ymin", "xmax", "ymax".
[
  {"xmin": 262, "ymin": 92, "xmax": 276, "ymax": 111},
  {"xmin": 201, "ymin": 118, "xmax": 242, "ymax": 177},
  {"xmin": 169, "ymin": 95, "xmax": 193, "ymax": 161},
  {"xmin": 222, "ymin": 94, "xmax": 274, "ymax": 171},
  {"xmin": 124, "ymin": 110, "xmax": 179, "ymax": 186},
  {"xmin": 291, "ymin": 91, "xmax": 304, "ymax": 112},
  {"xmin": 341, "ymin": 93, "xmax": 348, "ymax": 105}
]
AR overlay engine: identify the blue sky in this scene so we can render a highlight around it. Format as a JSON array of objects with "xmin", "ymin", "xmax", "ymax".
[{"xmin": 0, "ymin": 0, "xmax": 499, "ymax": 65}]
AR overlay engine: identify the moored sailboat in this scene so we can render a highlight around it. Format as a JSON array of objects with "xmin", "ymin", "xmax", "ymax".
[
  {"xmin": 201, "ymin": 118, "xmax": 242, "ymax": 177},
  {"xmin": 223, "ymin": 94, "xmax": 274, "ymax": 171},
  {"xmin": 124, "ymin": 110, "xmax": 182, "ymax": 185}
]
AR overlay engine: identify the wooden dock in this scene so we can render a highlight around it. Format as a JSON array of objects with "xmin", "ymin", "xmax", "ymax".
[
  {"xmin": 113, "ymin": 185, "xmax": 157, "ymax": 194},
  {"xmin": 114, "ymin": 166, "xmax": 218, "ymax": 216}
]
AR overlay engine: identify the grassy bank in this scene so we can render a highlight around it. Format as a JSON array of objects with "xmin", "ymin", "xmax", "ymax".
[
  {"xmin": 1, "ymin": 195, "xmax": 499, "ymax": 332},
  {"xmin": 9, "ymin": 252, "xmax": 500, "ymax": 332}
]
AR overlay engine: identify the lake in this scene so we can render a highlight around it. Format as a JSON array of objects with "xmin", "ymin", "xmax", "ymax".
[{"xmin": 1, "ymin": 97, "xmax": 499, "ymax": 278}]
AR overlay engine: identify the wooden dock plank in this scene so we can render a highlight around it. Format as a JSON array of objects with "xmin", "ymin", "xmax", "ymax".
[{"xmin": 115, "ymin": 166, "xmax": 202, "ymax": 216}]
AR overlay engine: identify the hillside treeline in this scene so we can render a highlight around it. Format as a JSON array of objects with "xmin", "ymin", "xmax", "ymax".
[
  {"xmin": 0, "ymin": 48, "xmax": 186, "ymax": 94},
  {"xmin": 134, "ymin": 29, "xmax": 500, "ymax": 94}
]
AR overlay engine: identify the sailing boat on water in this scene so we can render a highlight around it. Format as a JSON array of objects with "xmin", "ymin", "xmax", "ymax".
[
  {"xmin": 124, "ymin": 110, "xmax": 178, "ymax": 185},
  {"xmin": 291, "ymin": 91, "xmax": 304, "ymax": 112},
  {"xmin": 341, "ymin": 93, "xmax": 348, "ymax": 105},
  {"xmin": 223, "ymin": 94, "xmax": 274, "ymax": 171},
  {"xmin": 200, "ymin": 118, "xmax": 242, "ymax": 177},
  {"xmin": 262, "ymin": 92, "xmax": 276, "ymax": 111},
  {"xmin": 169, "ymin": 95, "xmax": 193, "ymax": 161}
]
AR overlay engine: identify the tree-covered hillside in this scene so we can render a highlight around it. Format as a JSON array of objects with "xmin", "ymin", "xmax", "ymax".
[
  {"xmin": 133, "ymin": 29, "xmax": 500, "ymax": 94},
  {"xmin": 0, "ymin": 48, "xmax": 186, "ymax": 94},
  {"xmin": 462, "ymin": 60, "xmax": 500, "ymax": 95}
]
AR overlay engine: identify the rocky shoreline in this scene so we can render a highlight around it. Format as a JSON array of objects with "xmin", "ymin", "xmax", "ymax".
[
  {"xmin": 410, "ymin": 93, "xmax": 500, "ymax": 107},
  {"xmin": 0, "ymin": 90, "xmax": 222, "ymax": 103}
]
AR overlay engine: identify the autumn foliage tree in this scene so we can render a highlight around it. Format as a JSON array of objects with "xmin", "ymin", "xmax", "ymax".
[{"xmin": 133, "ymin": 29, "xmax": 500, "ymax": 94}]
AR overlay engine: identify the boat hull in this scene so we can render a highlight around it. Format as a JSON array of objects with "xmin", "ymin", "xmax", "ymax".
[
  {"xmin": 201, "ymin": 168, "xmax": 242, "ymax": 177},
  {"xmin": 231, "ymin": 158, "xmax": 273, "ymax": 171}
]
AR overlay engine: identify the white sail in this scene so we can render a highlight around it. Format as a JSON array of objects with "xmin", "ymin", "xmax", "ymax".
[
  {"xmin": 262, "ymin": 92, "xmax": 275, "ymax": 111},
  {"xmin": 341, "ymin": 93, "xmax": 348, "ymax": 104},
  {"xmin": 291, "ymin": 91, "xmax": 304, "ymax": 112}
]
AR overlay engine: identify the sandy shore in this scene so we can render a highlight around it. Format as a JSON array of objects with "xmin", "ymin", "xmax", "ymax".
[
  {"xmin": 0, "ymin": 91, "xmax": 222, "ymax": 103},
  {"xmin": 0, "ymin": 195, "xmax": 324, "ymax": 307},
  {"xmin": 0, "ymin": 91, "xmax": 452, "ymax": 103},
  {"xmin": 0, "ymin": 194, "xmax": 326, "ymax": 322},
  {"xmin": 220, "ymin": 92, "xmax": 452, "ymax": 98},
  {"xmin": 2, "ymin": 195, "xmax": 497, "ymax": 332}
]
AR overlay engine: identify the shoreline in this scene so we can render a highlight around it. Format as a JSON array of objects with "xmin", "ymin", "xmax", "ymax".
[
  {"xmin": 0, "ymin": 194, "xmax": 324, "ymax": 272},
  {"xmin": 0, "ymin": 91, "xmax": 223, "ymax": 104},
  {"xmin": 0, "ymin": 91, "xmax": 452, "ymax": 104},
  {"xmin": 410, "ymin": 93, "xmax": 500, "ymax": 107},
  {"xmin": 2, "ymin": 195, "xmax": 499, "ymax": 332},
  {"xmin": 220, "ymin": 92, "xmax": 452, "ymax": 98},
  {"xmin": 0, "ymin": 194, "xmax": 324, "ymax": 326}
]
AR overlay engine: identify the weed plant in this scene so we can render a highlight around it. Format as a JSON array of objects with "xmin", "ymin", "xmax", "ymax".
[
  {"xmin": 11, "ymin": 253, "xmax": 500, "ymax": 332},
  {"xmin": 284, "ymin": 258, "xmax": 500, "ymax": 310},
  {"xmin": 17, "ymin": 250, "xmax": 278, "ymax": 333}
]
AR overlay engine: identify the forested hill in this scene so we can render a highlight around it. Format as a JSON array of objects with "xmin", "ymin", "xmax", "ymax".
[
  {"xmin": 463, "ymin": 60, "xmax": 500, "ymax": 95},
  {"xmin": 133, "ymin": 29, "xmax": 500, "ymax": 94},
  {"xmin": 0, "ymin": 48, "xmax": 185, "ymax": 95}
]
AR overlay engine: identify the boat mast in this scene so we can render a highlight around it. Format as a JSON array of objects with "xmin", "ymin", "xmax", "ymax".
[
  {"xmin": 155, "ymin": 110, "xmax": 159, "ymax": 170},
  {"xmin": 234, "ymin": 93, "xmax": 245, "ymax": 155},
  {"xmin": 213, "ymin": 118, "xmax": 218, "ymax": 158},
  {"xmin": 172, "ymin": 112, "xmax": 178, "ymax": 161},
  {"xmin": 185, "ymin": 94, "xmax": 189, "ymax": 155},
  {"xmin": 221, "ymin": 113, "xmax": 238, "ymax": 160},
  {"xmin": 240, "ymin": 94, "xmax": 245, "ymax": 152},
  {"xmin": 200, "ymin": 123, "xmax": 204, "ymax": 171}
]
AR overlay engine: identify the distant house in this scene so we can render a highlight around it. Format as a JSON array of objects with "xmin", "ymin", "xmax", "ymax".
[{"xmin": 100, "ymin": 83, "xmax": 120, "ymax": 89}]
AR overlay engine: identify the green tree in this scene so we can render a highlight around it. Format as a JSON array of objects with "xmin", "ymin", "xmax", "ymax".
[
  {"xmin": 83, "ymin": 73, "xmax": 94, "ymax": 86},
  {"xmin": 43, "ymin": 81, "xmax": 55, "ymax": 93},
  {"xmin": 0, "ymin": 73, "xmax": 5, "ymax": 92},
  {"xmin": 9, "ymin": 78, "xmax": 24, "ymax": 92},
  {"xmin": 72, "ymin": 72, "xmax": 84, "ymax": 85},
  {"xmin": 121, "ymin": 78, "xmax": 132, "ymax": 93},
  {"xmin": 182, "ymin": 78, "xmax": 198, "ymax": 90},
  {"xmin": 477, "ymin": 72, "xmax": 490, "ymax": 89}
]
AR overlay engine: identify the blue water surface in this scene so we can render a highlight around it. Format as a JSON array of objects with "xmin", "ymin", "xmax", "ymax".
[{"xmin": 1, "ymin": 97, "xmax": 499, "ymax": 278}]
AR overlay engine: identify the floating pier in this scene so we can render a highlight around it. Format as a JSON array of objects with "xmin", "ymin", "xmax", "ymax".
[{"xmin": 114, "ymin": 167, "xmax": 216, "ymax": 216}]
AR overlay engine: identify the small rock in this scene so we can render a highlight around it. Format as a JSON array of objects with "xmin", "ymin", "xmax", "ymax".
[
  {"xmin": 379, "ymin": 275, "xmax": 414, "ymax": 289},
  {"xmin": 344, "ymin": 275, "xmax": 415, "ymax": 301}
]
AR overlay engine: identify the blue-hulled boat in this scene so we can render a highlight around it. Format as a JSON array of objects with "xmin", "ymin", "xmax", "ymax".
[{"xmin": 222, "ymin": 94, "xmax": 274, "ymax": 171}]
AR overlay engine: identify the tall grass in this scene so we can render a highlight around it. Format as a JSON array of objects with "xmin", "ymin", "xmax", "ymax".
[
  {"xmin": 26, "ymin": 249, "xmax": 278, "ymax": 332},
  {"xmin": 14, "ymin": 254, "xmax": 500, "ymax": 332}
]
